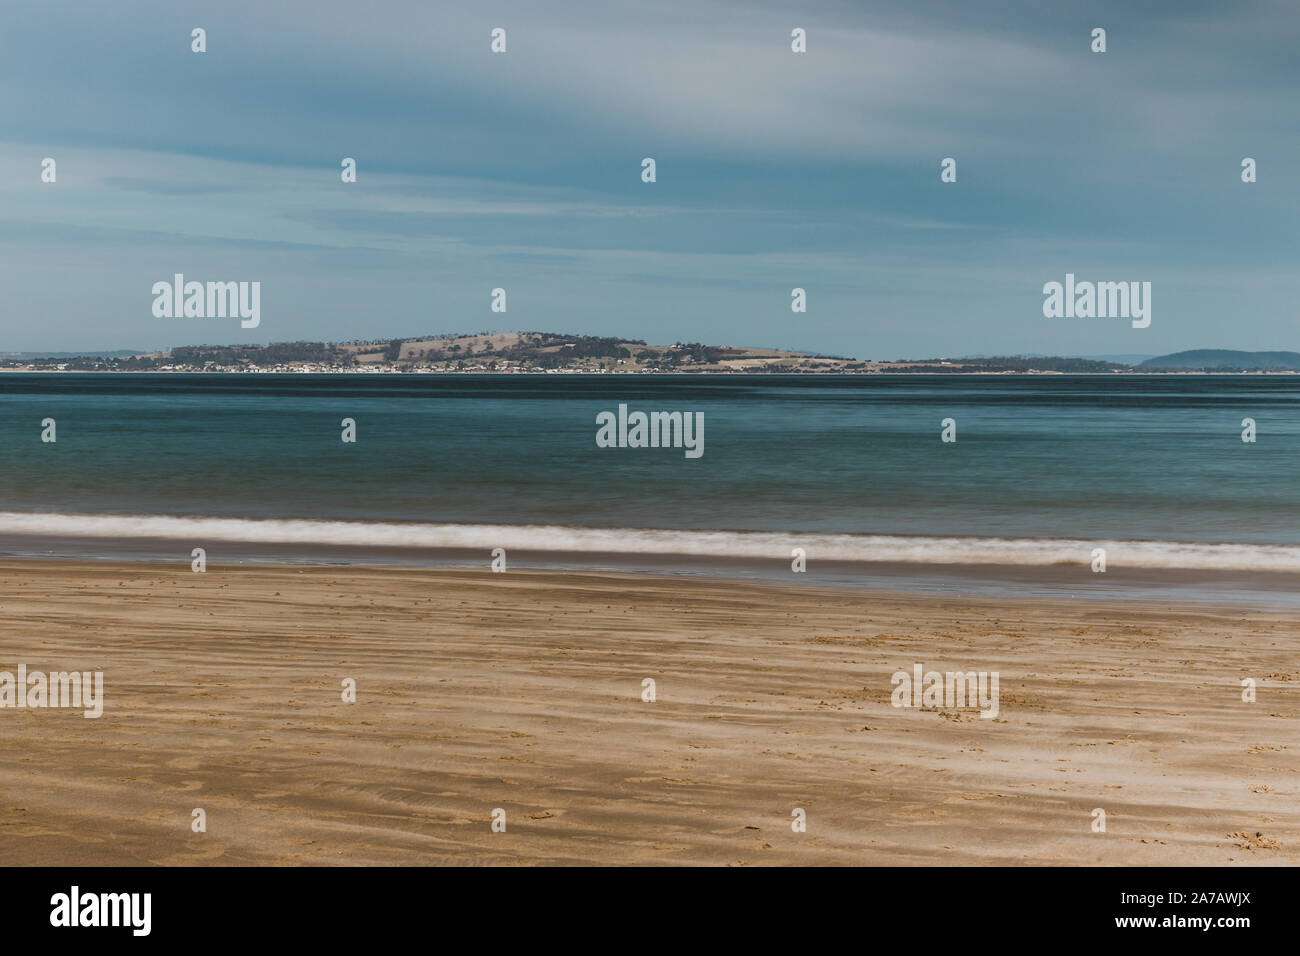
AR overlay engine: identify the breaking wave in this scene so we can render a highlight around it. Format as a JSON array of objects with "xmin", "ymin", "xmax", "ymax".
[{"xmin": 2, "ymin": 512, "xmax": 1300, "ymax": 571}]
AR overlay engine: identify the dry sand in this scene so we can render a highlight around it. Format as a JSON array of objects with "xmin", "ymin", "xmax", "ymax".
[{"xmin": 0, "ymin": 560, "xmax": 1296, "ymax": 865}]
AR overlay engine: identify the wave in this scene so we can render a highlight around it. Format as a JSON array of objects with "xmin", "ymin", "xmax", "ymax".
[{"xmin": 2, "ymin": 511, "xmax": 1299, "ymax": 571}]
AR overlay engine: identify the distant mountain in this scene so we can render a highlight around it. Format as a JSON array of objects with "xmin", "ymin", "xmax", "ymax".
[
  {"xmin": 10, "ymin": 338, "xmax": 1300, "ymax": 374},
  {"xmin": 1140, "ymin": 349, "xmax": 1300, "ymax": 371}
]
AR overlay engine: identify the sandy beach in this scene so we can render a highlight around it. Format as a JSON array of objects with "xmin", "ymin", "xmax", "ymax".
[{"xmin": 0, "ymin": 560, "xmax": 1296, "ymax": 866}]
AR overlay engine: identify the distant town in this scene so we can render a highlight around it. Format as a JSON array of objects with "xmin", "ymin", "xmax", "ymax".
[{"xmin": 2, "ymin": 333, "xmax": 1298, "ymax": 375}]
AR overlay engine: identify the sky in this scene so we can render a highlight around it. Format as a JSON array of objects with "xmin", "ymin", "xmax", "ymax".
[{"xmin": 0, "ymin": 0, "xmax": 1297, "ymax": 360}]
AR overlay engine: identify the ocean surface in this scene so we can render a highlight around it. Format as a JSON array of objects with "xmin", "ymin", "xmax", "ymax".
[{"xmin": 2, "ymin": 372, "xmax": 1298, "ymax": 603}]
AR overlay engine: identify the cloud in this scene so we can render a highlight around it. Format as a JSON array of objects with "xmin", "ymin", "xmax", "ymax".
[{"xmin": 0, "ymin": 1, "xmax": 1297, "ymax": 357}]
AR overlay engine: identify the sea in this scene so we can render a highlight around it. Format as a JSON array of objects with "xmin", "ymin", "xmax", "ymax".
[{"xmin": 2, "ymin": 372, "xmax": 1298, "ymax": 605}]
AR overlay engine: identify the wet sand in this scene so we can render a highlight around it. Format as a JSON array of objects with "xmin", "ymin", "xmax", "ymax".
[{"xmin": 0, "ymin": 560, "xmax": 1296, "ymax": 865}]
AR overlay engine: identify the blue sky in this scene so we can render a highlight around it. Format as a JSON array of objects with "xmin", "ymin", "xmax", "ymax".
[{"xmin": 1, "ymin": 0, "xmax": 1297, "ymax": 359}]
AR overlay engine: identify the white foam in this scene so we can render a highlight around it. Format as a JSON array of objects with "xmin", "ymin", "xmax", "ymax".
[{"xmin": 2, "ymin": 511, "xmax": 1299, "ymax": 571}]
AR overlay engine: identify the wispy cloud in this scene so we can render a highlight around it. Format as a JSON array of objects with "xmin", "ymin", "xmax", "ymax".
[{"xmin": 0, "ymin": 1, "xmax": 1296, "ymax": 356}]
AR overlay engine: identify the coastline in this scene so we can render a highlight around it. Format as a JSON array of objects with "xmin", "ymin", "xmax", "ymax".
[
  {"xmin": 5, "ymin": 531, "xmax": 1300, "ymax": 608},
  {"xmin": 3, "ymin": 369, "xmax": 1300, "ymax": 375},
  {"xmin": 1, "ymin": 560, "xmax": 1295, "ymax": 865}
]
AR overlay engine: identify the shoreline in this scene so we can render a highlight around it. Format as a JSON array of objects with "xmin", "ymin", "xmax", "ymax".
[
  {"xmin": 4, "ymin": 369, "xmax": 1300, "ymax": 376},
  {"xmin": 1, "ymin": 560, "xmax": 1296, "ymax": 865},
  {"xmin": 5, "ymin": 523, "xmax": 1300, "ymax": 609}
]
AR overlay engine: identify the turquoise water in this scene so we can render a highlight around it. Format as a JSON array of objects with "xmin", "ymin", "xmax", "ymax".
[{"xmin": 1, "ymin": 373, "xmax": 1299, "ymax": 584}]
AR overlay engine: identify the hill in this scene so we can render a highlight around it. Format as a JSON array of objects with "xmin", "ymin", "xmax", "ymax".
[
  {"xmin": 2, "ymin": 332, "xmax": 874, "ymax": 373},
  {"xmin": 8, "ymin": 337, "xmax": 1300, "ymax": 374},
  {"xmin": 1140, "ymin": 350, "xmax": 1300, "ymax": 371}
]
